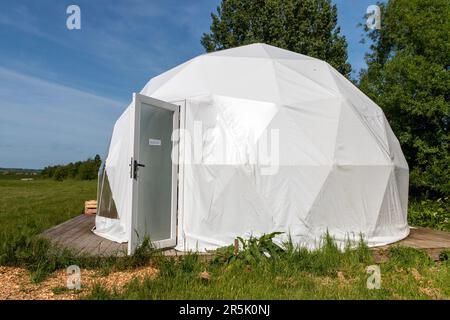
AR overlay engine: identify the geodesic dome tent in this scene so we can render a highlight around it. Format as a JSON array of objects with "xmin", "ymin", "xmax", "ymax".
[{"xmin": 94, "ymin": 43, "xmax": 409, "ymax": 254}]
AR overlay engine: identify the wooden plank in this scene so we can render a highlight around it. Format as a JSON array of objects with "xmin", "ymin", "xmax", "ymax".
[
  {"xmin": 84, "ymin": 200, "xmax": 97, "ymax": 215},
  {"xmin": 44, "ymin": 218, "xmax": 87, "ymax": 240},
  {"xmin": 42, "ymin": 215, "xmax": 86, "ymax": 236},
  {"xmin": 72, "ymin": 234, "xmax": 103, "ymax": 254},
  {"xmin": 93, "ymin": 239, "xmax": 115, "ymax": 256},
  {"xmin": 60, "ymin": 223, "xmax": 95, "ymax": 247},
  {"xmin": 53, "ymin": 216, "xmax": 96, "ymax": 248}
]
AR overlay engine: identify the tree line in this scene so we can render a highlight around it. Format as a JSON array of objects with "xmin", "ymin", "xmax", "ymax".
[{"xmin": 41, "ymin": 155, "xmax": 102, "ymax": 181}]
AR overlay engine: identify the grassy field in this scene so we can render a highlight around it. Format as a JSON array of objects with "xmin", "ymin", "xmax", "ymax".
[
  {"xmin": 0, "ymin": 178, "xmax": 96, "ymax": 239},
  {"xmin": 0, "ymin": 177, "xmax": 449, "ymax": 299}
]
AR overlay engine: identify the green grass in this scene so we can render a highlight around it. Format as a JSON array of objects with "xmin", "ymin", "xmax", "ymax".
[
  {"xmin": 0, "ymin": 177, "xmax": 449, "ymax": 299},
  {"xmin": 0, "ymin": 177, "xmax": 96, "ymax": 238},
  {"xmin": 84, "ymin": 237, "xmax": 450, "ymax": 300}
]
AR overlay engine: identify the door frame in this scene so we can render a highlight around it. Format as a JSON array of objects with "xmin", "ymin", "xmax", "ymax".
[{"xmin": 128, "ymin": 93, "xmax": 180, "ymax": 254}]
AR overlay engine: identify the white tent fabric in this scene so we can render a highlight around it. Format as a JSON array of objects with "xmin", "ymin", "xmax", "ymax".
[
  {"xmin": 94, "ymin": 106, "xmax": 133, "ymax": 243},
  {"xmin": 95, "ymin": 43, "xmax": 409, "ymax": 252}
]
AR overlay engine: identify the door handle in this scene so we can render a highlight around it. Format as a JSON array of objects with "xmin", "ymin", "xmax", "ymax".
[{"xmin": 130, "ymin": 158, "xmax": 146, "ymax": 179}]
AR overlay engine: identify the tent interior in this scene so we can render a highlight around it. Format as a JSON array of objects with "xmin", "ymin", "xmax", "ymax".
[{"xmin": 94, "ymin": 43, "xmax": 409, "ymax": 255}]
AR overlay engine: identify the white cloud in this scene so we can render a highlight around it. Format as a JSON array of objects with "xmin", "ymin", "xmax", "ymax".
[{"xmin": 0, "ymin": 67, "xmax": 126, "ymax": 168}]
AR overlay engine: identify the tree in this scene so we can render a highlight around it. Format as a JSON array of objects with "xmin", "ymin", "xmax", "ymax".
[
  {"xmin": 94, "ymin": 154, "xmax": 102, "ymax": 170},
  {"xmin": 53, "ymin": 166, "xmax": 68, "ymax": 182},
  {"xmin": 201, "ymin": 0, "xmax": 351, "ymax": 77},
  {"xmin": 42, "ymin": 165, "xmax": 55, "ymax": 178},
  {"xmin": 77, "ymin": 157, "xmax": 101, "ymax": 180},
  {"xmin": 359, "ymin": 0, "xmax": 449, "ymax": 197}
]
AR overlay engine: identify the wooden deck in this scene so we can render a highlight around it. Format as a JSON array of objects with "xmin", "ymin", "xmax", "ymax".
[
  {"xmin": 42, "ymin": 215, "xmax": 128, "ymax": 256},
  {"xmin": 372, "ymin": 227, "xmax": 450, "ymax": 262},
  {"xmin": 41, "ymin": 215, "xmax": 208, "ymax": 258},
  {"xmin": 42, "ymin": 215, "xmax": 450, "ymax": 260}
]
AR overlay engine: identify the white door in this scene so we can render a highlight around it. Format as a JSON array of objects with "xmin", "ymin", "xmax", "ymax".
[{"xmin": 129, "ymin": 93, "xmax": 179, "ymax": 254}]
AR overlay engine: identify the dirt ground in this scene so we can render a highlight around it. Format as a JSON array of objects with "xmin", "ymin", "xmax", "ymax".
[{"xmin": 0, "ymin": 266, "xmax": 157, "ymax": 300}]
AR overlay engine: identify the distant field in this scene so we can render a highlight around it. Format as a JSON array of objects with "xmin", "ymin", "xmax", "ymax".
[{"xmin": 0, "ymin": 177, "xmax": 96, "ymax": 239}]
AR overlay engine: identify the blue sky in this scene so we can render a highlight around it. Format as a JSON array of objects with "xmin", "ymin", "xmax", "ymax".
[{"xmin": 0, "ymin": 0, "xmax": 382, "ymax": 169}]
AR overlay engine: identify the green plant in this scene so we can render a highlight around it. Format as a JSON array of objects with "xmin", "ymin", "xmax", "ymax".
[
  {"xmin": 237, "ymin": 232, "xmax": 284, "ymax": 263},
  {"xmin": 214, "ymin": 232, "xmax": 284, "ymax": 266},
  {"xmin": 87, "ymin": 283, "xmax": 114, "ymax": 300},
  {"xmin": 387, "ymin": 246, "xmax": 433, "ymax": 270},
  {"xmin": 129, "ymin": 237, "xmax": 156, "ymax": 268},
  {"xmin": 439, "ymin": 250, "xmax": 449, "ymax": 262},
  {"xmin": 282, "ymin": 233, "xmax": 344, "ymax": 276},
  {"xmin": 408, "ymin": 198, "xmax": 450, "ymax": 231}
]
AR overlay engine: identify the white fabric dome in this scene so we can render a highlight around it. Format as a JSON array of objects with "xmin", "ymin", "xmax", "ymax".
[{"xmin": 95, "ymin": 43, "xmax": 409, "ymax": 252}]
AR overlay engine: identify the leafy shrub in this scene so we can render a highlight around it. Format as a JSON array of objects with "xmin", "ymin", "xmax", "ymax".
[
  {"xmin": 408, "ymin": 198, "xmax": 449, "ymax": 231},
  {"xmin": 214, "ymin": 232, "xmax": 372, "ymax": 277},
  {"xmin": 214, "ymin": 232, "xmax": 284, "ymax": 266},
  {"xmin": 53, "ymin": 166, "xmax": 68, "ymax": 181}
]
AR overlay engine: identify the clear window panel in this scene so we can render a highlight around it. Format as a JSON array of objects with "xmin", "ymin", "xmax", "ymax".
[{"xmin": 97, "ymin": 165, "xmax": 118, "ymax": 219}]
